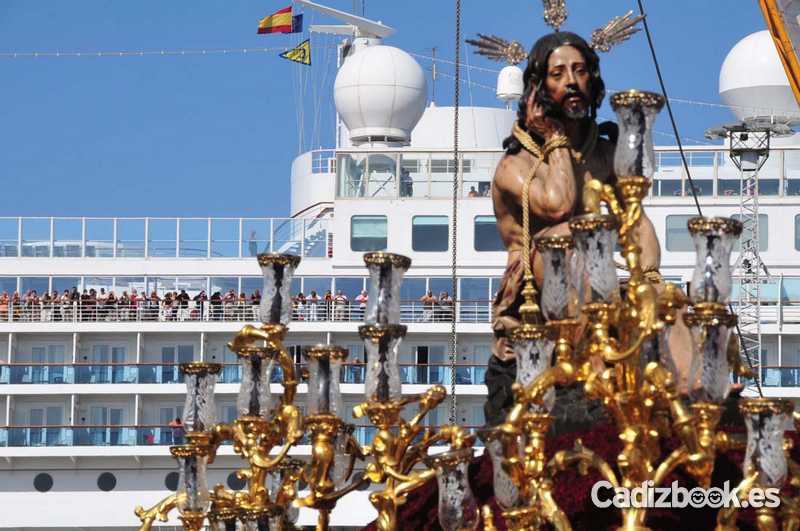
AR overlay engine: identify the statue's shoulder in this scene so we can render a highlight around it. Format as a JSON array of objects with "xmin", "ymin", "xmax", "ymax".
[{"xmin": 493, "ymin": 151, "xmax": 531, "ymax": 188}]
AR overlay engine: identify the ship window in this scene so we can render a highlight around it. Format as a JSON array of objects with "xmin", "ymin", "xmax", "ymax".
[
  {"xmin": 97, "ymin": 472, "xmax": 116, "ymax": 491},
  {"xmin": 334, "ymin": 278, "xmax": 366, "ymax": 300},
  {"xmin": 33, "ymin": 473, "xmax": 53, "ymax": 492},
  {"xmin": 164, "ymin": 472, "xmax": 179, "ymax": 491},
  {"xmin": 53, "ymin": 219, "xmax": 82, "ymax": 257},
  {"xmin": 401, "ymin": 278, "xmax": 426, "ymax": 301},
  {"xmin": 241, "ymin": 219, "xmax": 270, "ymax": 257},
  {"xmin": 665, "ymin": 215, "xmax": 693, "ymax": 252},
  {"xmin": 429, "ymin": 278, "xmax": 454, "ymax": 298},
  {"xmin": 459, "ymin": 278, "xmax": 491, "ymax": 323},
  {"xmin": 227, "ymin": 472, "xmax": 246, "ymax": 490},
  {"xmin": 0, "ymin": 277, "xmax": 17, "ymax": 294},
  {"xmin": 796, "ymin": 215, "xmax": 800, "ymax": 251},
  {"xmin": 412, "ymin": 216, "xmax": 448, "ymax": 252},
  {"xmin": 21, "ymin": 218, "xmax": 51, "ymax": 257},
  {"xmin": 474, "ymin": 216, "xmax": 504, "ymax": 252},
  {"xmin": 52, "ymin": 277, "xmax": 81, "ymax": 294},
  {"xmin": 303, "ymin": 277, "xmax": 332, "ymax": 297},
  {"xmin": 399, "ymin": 156, "xmax": 425, "ymax": 199},
  {"xmin": 350, "ymin": 216, "xmax": 387, "ymax": 252},
  {"xmin": 148, "ymin": 219, "xmax": 177, "ymax": 258},
  {"xmin": 20, "ymin": 277, "xmax": 48, "ymax": 295},
  {"xmin": 731, "ymin": 214, "xmax": 768, "ymax": 252},
  {"xmin": 0, "ymin": 218, "xmax": 19, "ymax": 257},
  {"xmin": 179, "ymin": 219, "xmax": 208, "ymax": 258},
  {"xmin": 85, "ymin": 219, "xmax": 114, "ymax": 257},
  {"xmin": 116, "ymin": 219, "xmax": 145, "ymax": 257}
]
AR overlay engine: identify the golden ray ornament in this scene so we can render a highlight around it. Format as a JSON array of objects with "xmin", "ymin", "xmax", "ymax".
[
  {"xmin": 467, "ymin": 3, "xmax": 644, "ymax": 64},
  {"xmin": 542, "ymin": 0, "xmax": 568, "ymax": 32},
  {"xmin": 590, "ymin": 10, "xmax": 645, "ymax": 53},
  {"xmin": 464, "ymin": 33, "xmax": 527, "ymax": 65}
]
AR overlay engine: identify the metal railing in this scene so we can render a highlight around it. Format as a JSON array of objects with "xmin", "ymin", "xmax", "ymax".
[
  {"xmin": 335, "ymin": 145, "xmax": 800, "ymax": 200},
  {"xmin": 0, "ymin": 300, "xmax": 489, "ymax": 324},
  {"xmin": 0, "ymin": 217, "xmax": 332, "ymax": 259},
  {"xmin": 760, "ymin": 366, "xmax": 800, "ymax": 387},
  {"xmin": 0, "ymin": 363, "xmax": 489, "ymax": 387},
  {"xmin": 0, "ymin": 424, "xmax": 484, "ymax": 448}
]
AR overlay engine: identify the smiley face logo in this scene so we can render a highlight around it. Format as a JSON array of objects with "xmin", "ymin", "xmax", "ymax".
[
  {"xmin": 706, "ymin": 488, "xmax": 723, "ymax": 508},
  {"xmin": 689, "ymin": 488, "xmax": 706, "ymax": 508}
]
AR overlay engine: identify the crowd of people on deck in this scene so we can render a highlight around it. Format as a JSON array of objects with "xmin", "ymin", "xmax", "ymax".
[{"xmin": 0, "ymin": 286, "xmax": 460, "ymax": 323}]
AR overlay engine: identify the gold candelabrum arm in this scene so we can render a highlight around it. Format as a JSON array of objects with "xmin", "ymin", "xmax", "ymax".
[
  {"xmin": 715, "ymin": 472, "xmax": 762, "ymax": 531},
  {"xmin": 134, "ymin": 493, "xmax": 181, "ymax": 531},
  {"xmin": 583, "ymin": 178, "xmax": 622, "ymax": 218},
  {"xmin": 350, "ymin": 385, "xmax": 468, "ymax": 531},
  {"xmin": 547, "ymin": 439, "xmax": 621, "ymax": 489},
  {"xmin": 228, "ymin": 324, "xmax": 298, "ymax": 406},
  {"xmin": 644, "ymin": 364, "xmax": 705, "ymax": 467},
  {"xmin": 504, "ymin": 362, "xmax": 576, "ymax": 429}
]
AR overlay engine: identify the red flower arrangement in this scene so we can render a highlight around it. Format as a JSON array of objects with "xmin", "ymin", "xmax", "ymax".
[{"xmin": 361, "ymin": 422, "xmax": 800, "ymax": 531}]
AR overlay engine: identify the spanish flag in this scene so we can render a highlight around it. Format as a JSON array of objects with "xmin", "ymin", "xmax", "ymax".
[{"xmin": 257, "ymin": 6, "xmax": 303, "ymax": 34}]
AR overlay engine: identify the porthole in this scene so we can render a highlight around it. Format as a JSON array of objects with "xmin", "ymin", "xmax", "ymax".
[
  {"xmin": 164, "ymin": 471, "xmax": 179, "ymax": 491},
  {"xmin": 97, "ymin": 472, "xmax": 116, "ymax": 491},
  {"xmin": 33, "ymin": 473, "xmax": 53, "ymax": 492},
  {"xmin": 227, "ymin": 472, "xmax": 246, "ymax": 490}
]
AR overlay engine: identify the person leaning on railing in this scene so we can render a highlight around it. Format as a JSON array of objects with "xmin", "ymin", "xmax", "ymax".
[
  {"xmin": 209, "ymin": 291, "xmax": 222, "ymax": 320},
  {"xmin": 332, "ymin": 290, "xmax": 348, "ymax": 321},
  {"xmin": 0, "ymin": 290, "xmax": 9, "ymax": 321},
  {"xmin": 193, "ymin": 290, "xmax": 208, "ymax": 320},
  {"xmin": 436, "ymin": 291, "xmax": 453, "ymax": 322},
  {"xmin": 419, "ymin": 290, "xmax": 436, "ymax": 322},
  {"xmin": 294, "ymin": 292, "xmax": 307, "ymax": 320},
  {"xmin": 41, "ymin": 291, "xmax": 52, "ymax": 322},
  {"xmin": 250, "ymin": 289, "xmax": 261, "ymax": 321},
  {"xmin": 306, "ymin": 290, "xmax": 319, "ymax": 321}
]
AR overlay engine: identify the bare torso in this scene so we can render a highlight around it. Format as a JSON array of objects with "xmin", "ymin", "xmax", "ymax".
[{"xmin": 492, "ymin": 135, "xmax": 616, "ymax": 285}]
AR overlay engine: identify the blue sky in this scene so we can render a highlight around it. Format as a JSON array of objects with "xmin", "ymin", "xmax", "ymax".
[{"xmin": 0, "ymin": 0, "xmax": 766, "ymax": 217}]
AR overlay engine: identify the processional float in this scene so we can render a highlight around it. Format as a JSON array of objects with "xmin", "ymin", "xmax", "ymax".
[
  {"xmin": 133, "ymin": 1, "xmax": 800, "ymax": 528},
  {"xmin": 133, "ymin": 88, "xmax": 800, "ymax": 531}
]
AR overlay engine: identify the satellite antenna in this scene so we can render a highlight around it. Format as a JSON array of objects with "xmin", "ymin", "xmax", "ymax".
[
  {"xmin": 295, "ymin": 0, "xmax": 394, "ymax": 46},
  {"xmin": 295, "ymin": 0, "xmax": 397, "ymax": 147}
]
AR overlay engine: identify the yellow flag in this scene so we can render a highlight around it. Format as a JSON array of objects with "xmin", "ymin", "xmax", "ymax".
[{"xmin": 280, "ymin": 39, "xmax": 311, "ymax": 66}]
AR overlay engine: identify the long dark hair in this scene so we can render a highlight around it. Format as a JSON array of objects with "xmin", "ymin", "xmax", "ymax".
[{"xmin": 503, "ymin": 32, "xmax": 608, "ymax": 155}]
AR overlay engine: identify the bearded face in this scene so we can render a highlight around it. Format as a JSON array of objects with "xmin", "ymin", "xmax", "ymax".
[{"xmin": 543, "ymin": 44, "xmax": 592, "ymax": 121}]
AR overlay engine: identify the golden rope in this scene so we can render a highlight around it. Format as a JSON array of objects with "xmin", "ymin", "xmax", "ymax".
[
  {"xmin": 520, "ymin": 157, "xmax": 544, "ymax": 322},
  {"xmin": 512, "ymin": 120, "xmax": 599, "ymax": 322}
]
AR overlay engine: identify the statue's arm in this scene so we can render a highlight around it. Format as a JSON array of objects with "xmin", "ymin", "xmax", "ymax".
[{"xmin": 637, "ymin": 214, "xmax": 661, "ymax": 272}]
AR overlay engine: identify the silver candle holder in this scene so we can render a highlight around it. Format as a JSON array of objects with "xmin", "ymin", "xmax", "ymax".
[
  {"xmin": 257, "ymin": 253, "xmax": 301, "ymax": 325},
  {"xmin": 687, "ymin": 217, "xmax": 742, "ymax": 305},
  {"xmin": 425, "ymin": 448, "xmax": 480, "ymax": 531}
]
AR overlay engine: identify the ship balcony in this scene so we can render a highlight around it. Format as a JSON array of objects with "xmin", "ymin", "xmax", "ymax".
[
  {"xmin": 334, "ymin": 145, "xmax": 800, "ymax": 200},
  {"xmin": 0, "ymin": 216, "xmax": 332, "ymax": 260},
  {"xmin": 0, "ymin": 424, "xmax": 486, "ymax": 460},
  {"xmin": 0, "ymin": 299, "xmax": 492, "ymax": 327},
  {"xmin": 0, "ymin": 362, "xmax": 488, "ymax": 390}
]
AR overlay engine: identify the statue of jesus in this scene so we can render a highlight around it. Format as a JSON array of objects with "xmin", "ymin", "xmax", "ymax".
[{"xmin": 485, "ymin": 31, "xmax": 674, "ymax": 428}]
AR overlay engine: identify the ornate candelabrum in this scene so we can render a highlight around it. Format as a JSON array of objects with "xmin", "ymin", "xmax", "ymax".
[
  {"xmin": 135, "ymin": 253, "xmax": 304, "ymax": 531},
  {"xmin": 292, "ymin": 252, "xmax": 478, "ymax": 531}
]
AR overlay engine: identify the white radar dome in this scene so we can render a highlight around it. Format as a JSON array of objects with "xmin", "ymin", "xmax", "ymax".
[
  {"xmin": 334, "ymin": 45, "xmax": 427, "ymax": 145},
  {"xmin": 497, "ymin": 65, "xmax": 524, "ymax": 103},
  {"xmin": 719, "ymin": 30, "xmax": 800, "ymax": 125}
]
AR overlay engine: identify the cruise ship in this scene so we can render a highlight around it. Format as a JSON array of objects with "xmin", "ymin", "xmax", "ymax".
[{"xmin": 2, "ymin": 3, "xmax": 800, "ymax": 529}]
